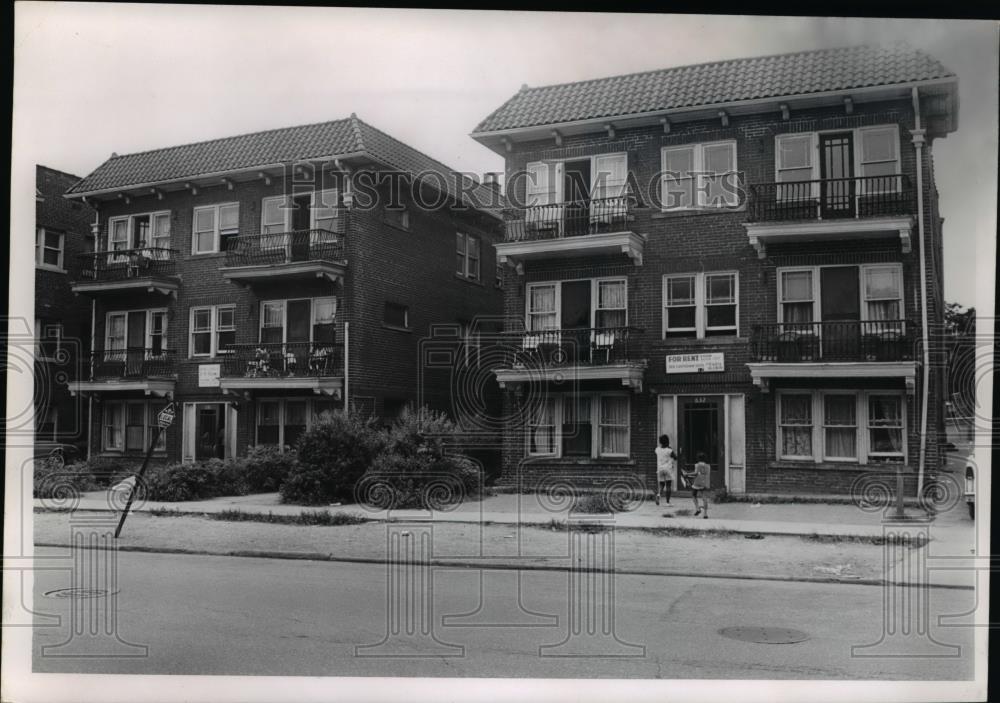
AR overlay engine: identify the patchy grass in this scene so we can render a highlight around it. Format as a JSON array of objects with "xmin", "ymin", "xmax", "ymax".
[
  {"xmin": 148, "ymin": 507, "xmax": 189, "ymax": 518},
  {"xmin": 713, "ymin": 491, "xmax": 922, "ymax": 506},
  {"xmin": 801, "ymin": 532, "xmax": 929, "ymax": 547},
  {"xmin": 208, "ymin": 509, "xmax": 369, "ymax": 526}
]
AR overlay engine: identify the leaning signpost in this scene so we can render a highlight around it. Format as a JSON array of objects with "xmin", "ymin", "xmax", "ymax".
[{"xmin": 114, "ymin": 401, "xmax": 175, "ymax": 538}]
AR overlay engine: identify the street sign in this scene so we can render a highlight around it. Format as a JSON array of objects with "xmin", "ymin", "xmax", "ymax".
[{"xmin": 157, "ymin": 402, "xmax": 176, "ymax": 428}]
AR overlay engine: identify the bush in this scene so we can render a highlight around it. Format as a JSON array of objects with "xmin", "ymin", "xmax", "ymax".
[
  {"xmin": 33, "ymin": 459, "xmax": 100, "ymax": 499},
  {"xmin": 243, "ymin": 445, "xmax": 298, "ymax": 493},
  {"xmin": 280, "ymin": 409, "xmax": 386, "ymax": 505},
  {"xmin": 360, "ymin": 448, "xmax": 484, "ymax": 510},
  {"xmin": 571, "ymin": 492, "xmax": 617, "ymax": 514},
  {"xmin": 142, "ymin": 458, "xmax": 248, "ymax": 502},
  {"xmin": 383, "ymin": 406, "xmax": 456, "ymax": 458}
]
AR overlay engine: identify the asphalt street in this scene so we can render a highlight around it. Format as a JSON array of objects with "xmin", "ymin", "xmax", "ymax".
[{"xmin": 31, "ymin": 547, "xmax": 975, "ymax": 679}]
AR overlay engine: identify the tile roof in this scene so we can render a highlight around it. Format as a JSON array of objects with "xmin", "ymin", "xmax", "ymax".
[
  {"xmin": 67, "ymin": 116, "xmax": 501, "ymax": 213},
  {"xmin": 472, "ymin": 42, "xmax": 955, "ymax": 134}
]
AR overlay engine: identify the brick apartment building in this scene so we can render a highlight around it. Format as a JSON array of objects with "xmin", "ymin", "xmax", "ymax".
[
  {"xmin": 35, "ymin": 165, "xmax": 95, "ymax": 455},
  {"xmin": 472, "ymin": 43, "xmax": 957, "ymax": 495},
  {"xmin": 63, "ymin": 115, "xmax": 503, "ymax": 465}
]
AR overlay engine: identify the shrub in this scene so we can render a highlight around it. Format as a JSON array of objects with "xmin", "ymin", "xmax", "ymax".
[
  {"xmin": 383, "ymin": 406, "xmax": 456, "ymax": 458},
  {"xmin": 360, "ymin": 448, "xmax": 484, "ymax": 510},
  {"xmin": 571, "ymin": 492, "xmax": 617, "ymax": 514},
  {"xmin": 142, "ymin": 458, "xmax": 248, "ymax": 502},
  {"xmin": 280, "ymin": 409, "xmax": 386, "ymax": 505},
  {"xmin": 33, "ymin": 459, "xmax": 100, "ymax": 499},
  {"xmin": 243, "ymin": 445, "xmax": 298, "ymax": 493}
]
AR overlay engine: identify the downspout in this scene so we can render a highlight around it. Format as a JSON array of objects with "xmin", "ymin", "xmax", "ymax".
[
  {"xmin": 343, "ymin": 321, "xmax": 349, "ymax": 410},
  {"xmin": 86, "ymin": 210, "xmax": 100, "ymax": 461},
  {"xmin": 911, "ymin": 87, "xmax": 931, "ymax": 496}
]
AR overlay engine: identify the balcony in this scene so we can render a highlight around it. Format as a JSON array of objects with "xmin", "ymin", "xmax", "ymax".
[
  {"xmin": 744, "ymin": 175, "xmax": 915, "ymax": 257},
  {"xmin": 220, "ymin": 228, "xmax": 347, "ymax": 287},
  {"xmin": 493, "ymin": 326, "xmax": 646, "ymax": 391},
  {"xmin": 218, "ymin": 342, "xmax": 344, "ymax": 398},
  {"xmin": 747, "ymin": 320, "xmax": 917, "ymax": 392},
  {"xmin": 72, "ymin": 248, "xmax": 180, "ymax": 296},
  {"xmin": 497, "ymin": 197, "xmax": 644, "ymax": 273},
  {"xmin": 67, "ymin": 348, "xmax": 177, "ymax": 397}
]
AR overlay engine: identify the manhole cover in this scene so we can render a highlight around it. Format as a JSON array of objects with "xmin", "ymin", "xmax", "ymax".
[
  {"xmin": 744, "ymin": 533, "xmax": 764, "ymax": 540},
  {"xmin": 719, "ymin": 626, "xmax": 809, "ymax": 644},
  {"xmin": 43, "ymin": 588, "xmax": 118, "ymax": 599}
]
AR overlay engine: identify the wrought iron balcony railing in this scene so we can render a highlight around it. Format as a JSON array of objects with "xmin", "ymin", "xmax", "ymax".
[
  {"xmin": 223, "ymin": 228, "xmax": 346, "ymax": 267},
  {"xmin": 220, "ymin": 342, "xmax": 343, "ymax": 379},
  {"xmin": 504, "ymin": 196, "xmax": 631, "ymax": 242},
  {"xmin": 747, "ymin": 174, "xmax": 913, "ymax": 222},
  {"xmin": 505, "ymin": 326, "xmax": 643, "ymax": 367},
  {"xmin": 77, "ymin": 248, "xmax": 178, "ymax": 282},
  {"xmin": 88, "ymin": 348, "xmax": 177, "ymax": 380},
  {"xmin": 750, "ymin": 320, "xmax": 916, "ymax": 363}
]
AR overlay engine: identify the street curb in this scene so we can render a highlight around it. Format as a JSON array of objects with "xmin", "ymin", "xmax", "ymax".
[
  {"xmin": 33, "ymin": 507, "xmax": 932, "ymax": 542},
  {"xmin": 34, "ymin": 541, "xmax": 974, "ymax": 591}
]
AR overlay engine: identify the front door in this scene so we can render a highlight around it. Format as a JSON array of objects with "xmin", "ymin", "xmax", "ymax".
[
  {"xmin": 290, "ymin": 194, "xmax": 312, "ymax": 260},
  {"xmin": 679, "ymin": 397, "xmax": 724, "ymax": 490},
  {"xmin": 820, "ymin": 266, "xmax": 861, "ymax": 360},
  {"xmin": 125, "ymin": 311, "xmax": 146, "ymax": 377},
  {"xmin": 563, "ymin": 159, "xmax": 591, "ymax": 236},
  {"xmin": 819, "ymin": 132, "xmax": 855, "ymax": 218},
  {"xmin": 195, "ymin": 404, "xmax": 226, "ymax": 460},
  {"xmin": 560, "ymin": 280, "xmax": 591, "ymax": 363}
]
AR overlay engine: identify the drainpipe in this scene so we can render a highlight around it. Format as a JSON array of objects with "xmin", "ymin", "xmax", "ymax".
[
  {"xmin": 911, "ymin": 87, "xmax": 931, "ymax": 497},
  {"xmin": 343, "ymin": 321, "xmax": 349, "ymax": 410},
  {"xmin": 86, "ymin": 209, "xmax": 100, "ymax": 460}
]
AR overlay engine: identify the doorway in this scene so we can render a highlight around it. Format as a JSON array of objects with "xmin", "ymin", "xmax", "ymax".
[
  {"xmin": 563, "ymin": 159, "xmax": 591, "ymax": 236},
  {"xmin": 290, "ymin": 194, "xmax": 312, "ymax": 260},
  {"xmin": 678, "ymin": 397, "xmax": 725, "ymax": 490},
  {"xmin": 820, "ymin": 266, "xmax": 861, "ymax": 360},
  {"xmin": 560, "ymin": 280, "xmax": 591, "ymax": 363},
  {"xmin": 195, "ymin": 403, "xmax": 227, "ymax": 460},
  {"xmin": 819, "ymin": 132, "xmax": 855, "ymax": 218},
  {"xmin": 125, "ymin": 311, "xmax": 146, "ymax": 377}
]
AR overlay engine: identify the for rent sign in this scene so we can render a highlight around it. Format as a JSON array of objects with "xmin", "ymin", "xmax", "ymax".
[{"xmin": 665, "ymin": 353, "xmax": 724, "ymax": 374}]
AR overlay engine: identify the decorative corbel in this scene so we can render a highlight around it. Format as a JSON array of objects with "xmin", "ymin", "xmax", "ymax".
[
  {"xmin": 185, "ymin": 182, "xmax": 198, "ymax": 196},
  {"xmin": 779, "ymin": 103, "xmax": 790, "ymax": 121},
  {"xmin": 551, "ymin": 130, "xmax": 563, "ymax": 147},
  {"xmin": 905, "ymin": 376, "xmax": 915, "ymax": 394},
  {"xmin": 222, "ymin": 178, "xmax": 234, "ymax": 191},
  {"xmin": 749, "ymin": 234, "xmax": 766, "ymax": 259},
  {"xmin": 659, "ymin": 117, "xmax": 671, "ymax": 134},
  {"xmin": 118, "ymin": 192, "xmax": 131, "ymax": 205},
  {"xmin": 258, "ymin": 171, "xmax": 271, "ymax": 186},
  {"xmin": 501, "ymin": 137, "xmax": 512, "ymax": 153},
  {"xmin": 718, "ymin": 110, "xmax": 729, "ymax": 127},
  {"xmin": 604, "ymin": 123, "xmax": 616, "ymax": 139},
  {"xmin": 752, "ymin": 376, "xmax": 769, "ymax": 393},
  {"xmin": 843, "ymin": 97, "xmax": 854, "ymax": 115},
  {"xmin": 150, "ymin": 188, "xmax": 164, "ymax": 200},
  {"xmin": 899, "ymin": 224, "xmax": 912, "ymax": 254}
]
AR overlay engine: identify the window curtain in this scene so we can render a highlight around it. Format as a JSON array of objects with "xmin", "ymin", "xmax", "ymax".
[
  {"xmin": 596, "ymin": 282, "xmax": 627, "ymax": 329},
  {"xmin": 530, "ymin": 398, "xmax": 555, "ymax": 454},
  {"xmin": 599, "ymin": 397, "xmax": 629, "ymax": 455},
  {"xmin": 869, "ymin": 396, "xmax": 903, "ymax": 454},
  {"xmin": 824, "ymin": 395, "xmax": 856, "ymax": 458},
  {"xmin": 528, "ymin": 286, "xmax": 557, "ymax": 331},
  {"xmin": 780, "ymin": 395, "xmax": 812, "ymax": 457}
]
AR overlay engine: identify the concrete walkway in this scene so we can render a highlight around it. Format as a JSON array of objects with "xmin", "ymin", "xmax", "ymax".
[{"xmin": 37, "ymin": 488, "xmax": 975, "ymax": 544}]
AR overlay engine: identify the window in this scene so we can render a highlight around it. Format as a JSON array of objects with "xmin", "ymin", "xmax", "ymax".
[
  {"xmin": 779, "ymin": 393, "xmax": 813, "ymax": 459},
  {"xmin": 868, "ymin": 395, "xmax": 904, "ymax": 460},
  {"xmin": 312, "ymin": 190, "xmax": 340, "ymax": 232},
  {"xmin": 190, "ymin": 305, "xmax": 236, "ymax": 357},
  {"xmin": 149, "ymin": 311, "xmax": 168, "ymax": 356},
  {"xmin": 192, "ymin": 203, "xmax": 239, "ymax": 254},
  {"xmin": 526, "ymin": 393, "xmax": 630, "ymax": 459},
  {"xmin": 863, "ymin": 266, "xmax": 903, "ymax": 321},
  {"xmin": 257, "ymin": 399, "xmax": 317, "ymax": 448},
  {"xmin": 777, "ymin": 391, "xmax": 906, "ymax": 464},
  {"xmin": 103, "ymin": 401, "xmax": 165, "ymax": 452},
  {"xmin": 775, "ymin": 134, "xmax": 814, "ymax": 184},
  {"xmin": 663, "ymin": 272, "xmax": 738, "ymax": 338},
  {"xmin": 106, "ymin": 312, "xmax": 127, "ymax": 351},
  {"xmin": 774, "ymin": 126, "xmax": 901, "ymax": 184},
  {"xmin": 661, "ymin": 141, "xmax": 738, "ymax": 209},
  {"xmin": 525, "ymin": 161, "xmax": 557, "ymax": 207},
  {"xmin": 384, "ymin": 302, "xmax": 409, "ymax": 329},
  {"xmin": 261, "ymin": 191, "xmax": 339, "ymax": 235},
  {"xmin": 823, "ymin": 394, "xmax": 857, "ymax": 461},
  {"xmin": 313, "ymin": 298, "xmax": 337, "ymax": 344},
  {"xmin": 36, "ymin": 228, "xmax": 64, "ymax": 270},
  {"xmin": 456, "ymin": 233, "xmax": 481, "ymax": 281},
  {"xmin": 106, "ymin": 212, "xmax": 170, "ymax": 251},
  {"xmin": 384, "ymin": 206, "xmax": 410, "ymax": 230},
  {"xmin": 595, "ymin": 280, "xmax": 627, "ymax": 329},
  {"xmin": 527, "ymin": 284, "xmax": 558, "ymax": 331},
  {"xmin": 858, "ymin": 127, "xmax": 900, "ymax": 179},
  {"xmin": 495, "ymin": 263, "xmax": 504, "ymax": 289},
  {"xmin": 779, "ymin": 270, "xmax": 815, "ymax": 324},
  {"xmin": 261, "ymin": 196, "xmax": 287, "ymax": 235},
  {"xmin": 528, "ymin": 397, "xmax": 557, "ymax": 456}
]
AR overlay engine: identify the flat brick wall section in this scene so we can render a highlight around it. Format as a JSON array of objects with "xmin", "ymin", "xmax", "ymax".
[{"xmin": 496, "ymin": 99, "xmax": 946, "ymax": 495}]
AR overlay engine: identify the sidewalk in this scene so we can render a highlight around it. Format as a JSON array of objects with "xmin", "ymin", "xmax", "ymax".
[{"xmin": 36, "ymin": 489, "xmax": 975, "ymax": 544}]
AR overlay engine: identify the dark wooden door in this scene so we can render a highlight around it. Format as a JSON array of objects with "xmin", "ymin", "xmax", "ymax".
[
  {"xmin": 560, "ymin": 280, "xmax": 591, "ymax": 363},
  {"xmin": 680, "ymin": 398, "xmax": 724, "ymax": 489},
  {"xmin": 125, "ymin": 311, "xmax": 146, "ymax": 377},
  {"xmin": 819, "ymin": 133, "xmax": 855, "ymax": 218},
  {"xmin": 821, "ymin": 266, "xmax": 861, "ymax": 360}
]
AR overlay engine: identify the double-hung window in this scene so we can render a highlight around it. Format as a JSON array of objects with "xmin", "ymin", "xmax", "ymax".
[
  {"xmin": 779, "ymin": 393, "xmax": 813, "ymax": 459},
  {"xmin": 663, "ymin": 272, "xmax": 738, "ymax": 338},
  {"xmin": 103, "ymin": 401, "xmax": 166, "ymax": 453},
  {"xmin": 190, "ymin": 305, "xmax": 236, "ymax": 357},
  {"xmin": 778, "ymin": 265, "xmax": 904, "ymax": 325},
  {"xmin": 456, "ymin": 233, "xmax": 481, "ymax": 281},
  {"xmin": 257, "ymin": 399, "xmax": 313, "ymax": 448},
  {"xmin": 661, "ymin": 141, "xmax": 738, "ymax": 209},
  {"xmin": 526, "ymin": 393, "xmax": 630, "ymax": 459},
  {"xmin": 526, "ymin": 284, "xmax": 558, "ymax": 332},
  {"xmin": 107, "ymin": 212, "xmax": 170, "ymax": 251},
  {"xmin": 863, "ymin": 266, "xmax": 903, "ymax": 321},
  {"xmin": 868, "ymin": 395, "xmax": 904, "ymax": 460},
  {"xmin": 36, "ymin": 228, "xmax": 64, "ymax": 270},
  {"xmin": 595, "ymin": 280, "xmax": 627, "ymax": 329},
  {"xmin": 383, "ymin": 302, "xmax": 409, "ymax": 329},
  {"xmin": 192, "ymin": 203, "xmax": 239, "ymax": 254},
  {"xmin": 823, "ymin": 394, "xmax": 858, "ymax": 461},
  {"xmin": 857, "ymin": 126, "xmax": 901, "ymax": 186}
]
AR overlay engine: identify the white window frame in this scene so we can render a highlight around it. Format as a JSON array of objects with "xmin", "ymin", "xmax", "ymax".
[
  {"xmin": 525, "ymin": 277, "xmax": 629, "ymax": 332},
  {"xmin": 821, "ymin": 391, "xmax": 859, "ymax": 462},
  {"xmin": 862, "ymin": 265, "xmax": 904, "ymax": 321},
  {"xmin": 524, "ymin": 392, "xmax": 630, "ymax": 459},
  {"xmin": 261, "ymin": 190, "xmax": 339, "ymax": 234},
  {"xmin": 525, "ymin": 153, "xmax": 628, "ymax": 206},
  {"xmin": 660, "ymin": 140, "xmax": 738, "ymax": 211},
  {"xmin": 773, "ymin": 125, "xmax": 901, "ymax": 189},
  {"xmin": 190, "ymin": 305, "xmax": 237, "ymax": 358},
  {"xmin": 662, "ymin": 271, "xmax": 739, "ymax": 338},
  {"xmin": 776, "ymin": 390, "xmax": 907, "ymax": 464},
  {"xmin": 259, "ymin": 297, "xmax": 337, "ymax": 344},
  {"xmin": 102, "ymin": 400, "xmax": 166, "ymax": 453},
  {"xmin": 256, "ymin": 398, "xmax": 324, "ymax": 449},
  {"xmin": 192, "ymin": 202, "xmax": 239, "ymax": 254},
  {"xmin": 456, "ymin": 232, "xmax": 481, "ymax": 281},
  {"xmin": 776, "ymin": 264, "xmax": 905, "ymax": 325},
  {"xmin": 105, "ymin": 211, "xmax": 171, "ymax": 252},
  {"xmin": 777, "ymin": 391, "xmax": 815, "ymax": 461},
  {"xmin": 36, "ymin": 228, "xmax": 65, "ymax": 271}
]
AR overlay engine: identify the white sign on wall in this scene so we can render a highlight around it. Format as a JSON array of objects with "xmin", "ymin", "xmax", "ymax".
[
  {"xmin": 198, "ymin": 364, "xmax": 221, "ymax": 387},
  {"xmin": 665, "ymin": 352, "xmax": 725, "ymax": 374}
]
